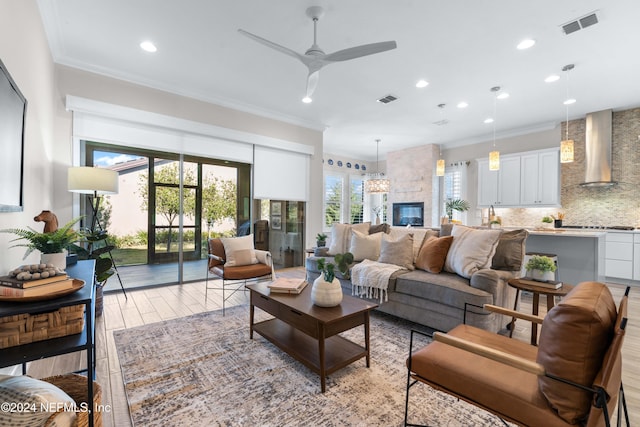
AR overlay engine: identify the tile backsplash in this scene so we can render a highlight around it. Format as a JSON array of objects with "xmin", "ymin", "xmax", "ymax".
[{"xmin": 497, "ymin": 107, "xmax": 640, "ymax": 228}]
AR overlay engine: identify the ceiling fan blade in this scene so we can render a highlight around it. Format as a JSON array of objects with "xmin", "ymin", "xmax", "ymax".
[
  {"xmin": 323, "ymin": 41, "xmax": 397, "ymax": 62},
  {"xmin": 238, "ymin": 29, "xmax": 304, "ymax": 62},
  {"xmin": 306, "ymin": 70, "xmax": 320, "ymax": 98}
]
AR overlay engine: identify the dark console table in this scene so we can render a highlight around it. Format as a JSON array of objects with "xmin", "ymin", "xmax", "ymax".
[{"xmin": 0, "ymin": 260, "xmax": 96, "ymax": 426}]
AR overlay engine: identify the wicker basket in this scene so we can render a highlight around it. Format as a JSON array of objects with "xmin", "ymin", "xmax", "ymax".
[
  {"xmin": 42, "ymin": 374, "xmax": 103, "ymax": 427},
  {"xmin": 0, "ymin": 304, "xmax": 85, "ymax": 349}
]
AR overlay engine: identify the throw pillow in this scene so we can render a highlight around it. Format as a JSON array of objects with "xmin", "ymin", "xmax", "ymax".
[
  {"xmin": 444, "ymin": 225, "xmax": 502, "ymax": 278},
  {"xmin": 220, "ymin": 234, "xmax": 258, "ymax": 267},
  {"xmin": 327, "ymin": 222, "xmax": 370, "ymax": 255},
  {"xmin": 0, "ymin": 375, "xmax": 77, "ymax": 427},
  {"xmin": 536, "ymin": 282, "xmax": 617, "ymax": 424},
  {"xmin": 388, "ymin": 227, "xmax": 436, "ymax": 264},
  {"xmin": 378, "ymin": 233, "xmax": 414, "ymax": 270},
  {"xmin": 491, "ymin": 229, "xmax": 529, "ymax": 271},
  {"xmin": 369, "ymin": 223, "xmax": 390, "ymax": 234},
  {"xmin": 439, "ymin": 223, "xmax": 454, "ymax": 237},
  {"xmin": 415, "ymin": 235, "xmax": 454, "ymax": 273},
  {"xmin": 349, "ymin": 230, "xmax": 383, "ymax": 261}
]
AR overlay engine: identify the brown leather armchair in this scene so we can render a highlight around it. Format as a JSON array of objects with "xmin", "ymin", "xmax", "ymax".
[
  {"xmin": 405, "ymin": 282, "xmax": 630, "ymax": 427},
  {"xmin": 205, "ymin": 237, "xmax": 274, "ymax": 315}
]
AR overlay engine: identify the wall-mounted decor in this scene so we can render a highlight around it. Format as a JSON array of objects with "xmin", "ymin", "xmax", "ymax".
[
  {"xmin": 271, "ymin": 201, "xmax": 282, "ymax": 216},
  {"xmin": 0, "ymin": 58, "xmax": 27, "ymax": 212},
  {"xmin": 271, "ymin": 215, "xmax": 281, "ymax": 230}
]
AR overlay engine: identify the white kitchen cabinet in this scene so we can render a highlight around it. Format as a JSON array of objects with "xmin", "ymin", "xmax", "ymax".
[
  {"xmin": 605, "ymin": 232, "xmax": 633, "ymax": 280},
  {"xmin": 520, "ymin": 149, "xmax": 560, "ymax": 206},
  {"xmin": 477, "ymin": 156, "xmax": 520, "ymax": 207},
  {"xmin": 634, "ymin": 234, "xmax": 640, "ymax": 281}
]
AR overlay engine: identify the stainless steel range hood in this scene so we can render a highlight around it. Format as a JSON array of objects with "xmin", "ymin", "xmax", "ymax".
[{"xmin": 580, "ymin": 109, "xmax": 617, "ymax": 187}]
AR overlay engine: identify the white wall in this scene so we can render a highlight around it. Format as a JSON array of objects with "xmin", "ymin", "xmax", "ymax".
[
  {"xmin": 0, "ymin": 0, "xmax": 60, "ymax": 272},
  {"xmin": 0, "ymin": 1, "xmax": 324, "ymax": 275}
]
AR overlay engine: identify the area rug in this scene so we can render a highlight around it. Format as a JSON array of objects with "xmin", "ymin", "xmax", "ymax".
[{"xmin": 114, "ymin": 306, "xmax": 506, "ymax": 426}]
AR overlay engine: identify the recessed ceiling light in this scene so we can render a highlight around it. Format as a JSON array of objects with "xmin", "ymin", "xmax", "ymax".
[
  {"xmin": 497, "ymin": 92, "xmax": 510, "ymax": 100},
  {"xmin": 545, "ymin": 74, "xmax": 560, "ymax": 83},
  {"xmin": 517, "ymin": 39, "xmax": 536, "ymax": 50},
  {"xmin": 416, "ymin": 79, "xmax": 429, "ymax": 88},
  {"xmin": 302, "ymin": 96, "xmax": 312, "ymax": 104},
  {"xmin": 563, "ymin": 98, "xmax": 576, "ymax": 105},
  {"xmin": 484, "ymin": 118, "xmax": 494, "ymax": 124},
  {"xmin": 140, "ymin": 41, "xmax": 157, "ymax": 53},
  {"xmin": 457, "ymin": 101, "xmax": 468, "ymax": 109}
]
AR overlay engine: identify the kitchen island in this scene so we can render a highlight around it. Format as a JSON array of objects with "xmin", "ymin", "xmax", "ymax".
[{"xmin": 523, "ymin": 229, "xmax": 606, "ymax": 286}]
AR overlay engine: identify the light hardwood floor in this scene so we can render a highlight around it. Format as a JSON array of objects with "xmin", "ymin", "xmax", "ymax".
[{"xmin": 23, "ymin": 271, "xmax": 639, "ymax": 426}]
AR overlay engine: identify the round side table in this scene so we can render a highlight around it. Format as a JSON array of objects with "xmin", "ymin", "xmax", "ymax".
[{"xmin": 507, "ymin": 278, "xmax": 575, "ymax": 345}]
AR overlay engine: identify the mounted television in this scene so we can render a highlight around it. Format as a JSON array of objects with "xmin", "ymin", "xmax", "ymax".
[
  {"xmin": 0, "ymin": 58, "xmax": 26, "ymax": 212},
  {"xmin": 392, "ymin": 202, "xmax": 424, "ymax": 227}
]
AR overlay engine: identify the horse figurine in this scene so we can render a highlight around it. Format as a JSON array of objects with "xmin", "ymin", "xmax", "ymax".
[{"xmin": 34, "ymin": 210, "xmax": 59, "ymax": 233}]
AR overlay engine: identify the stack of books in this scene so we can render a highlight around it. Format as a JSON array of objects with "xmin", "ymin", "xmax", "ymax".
[
  {"xmin": 0, "ymin": 274, "xmax": 73, "ymax": 297},
  {"xmin": 519, "ymin": 277, "xmax": 563, "ymax": 289},
  {"xmin": 267, "ymin": 278, "xmax": 308, "ymax": 294}
]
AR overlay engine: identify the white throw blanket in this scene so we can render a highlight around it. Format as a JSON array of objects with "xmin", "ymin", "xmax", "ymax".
[{"xmin": 351, "ymin": 259, "xmax": 408, "ymax": 303}]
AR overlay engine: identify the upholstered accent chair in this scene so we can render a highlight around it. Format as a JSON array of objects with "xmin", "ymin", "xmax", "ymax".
[
  {"xmin": 405, "ymin": 282, "xmax": 630, "ymax": 427},
  {"xmin": 205, "ymin": 236, "xmax": 274, "ymax": 315}
]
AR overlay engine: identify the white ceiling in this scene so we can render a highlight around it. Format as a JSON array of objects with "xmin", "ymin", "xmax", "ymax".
[{"xmin": 37, "ymin": 0, "xmax": 640, "ymax": 161}]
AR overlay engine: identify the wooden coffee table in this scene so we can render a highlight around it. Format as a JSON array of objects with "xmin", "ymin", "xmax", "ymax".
[{"xmin": 247, "ymin": 282, "xmax": 378, "ymax": 392}]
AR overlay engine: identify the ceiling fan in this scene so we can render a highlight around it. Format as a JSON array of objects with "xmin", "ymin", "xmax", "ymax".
[{"xmin": 238, "ymin": 6, "xmax": 397, "ymax": 101}]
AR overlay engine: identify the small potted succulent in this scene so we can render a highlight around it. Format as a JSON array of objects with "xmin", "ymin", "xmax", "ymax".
[
  {"xmin": 541, "ymin": 216, "xmax": 554, "ymax": 228},
  {"xmin": 316, "ymin": 232, "xmax": 328, "ymax": 247},
  {"xmin": 525, "ymin": 255, "xmax": 557, "ymax": 282},
  {"xmin": 311, "ymin": 252, "xmax": 354, "ymax": 307}
]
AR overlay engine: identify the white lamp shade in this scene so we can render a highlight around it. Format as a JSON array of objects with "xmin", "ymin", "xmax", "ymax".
[{"xmin": 68, "ymin": 167, "xmax": 119, "ymax": 194}]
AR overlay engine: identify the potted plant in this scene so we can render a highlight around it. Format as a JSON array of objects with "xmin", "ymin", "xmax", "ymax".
[
  {"xmin": 2, "ymin": 217, "xmax": 82, "ymax": 269},
  {"xmin": 316, "ymin": 232, "xmax": 328, "ymax": 247},
  {"xmin": 525, "ymin": 255, "xmax": 557, "ymax": 282},
  {"xmin": 541, "ymin": 216, "xmax": 554, "ymax": 228},
  {"xmin": 445, "ymin": 199, "xmax": 470, "ymax": 223},
  {"xmin": 312, "ymin": 252, "xmax": 354, "ymax": 307}
]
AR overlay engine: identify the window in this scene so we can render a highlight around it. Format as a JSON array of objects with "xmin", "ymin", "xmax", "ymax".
[
  {"xmin": 349, "ymin": 176, "xmax": 364, "ymax": 224},
  {"xmin": 443, "ymin": 162, "xmax": 468, "ymax": 223},
  {"xmin": 324, "ymin": 174, "xmax": 343, "ymax": 227}
]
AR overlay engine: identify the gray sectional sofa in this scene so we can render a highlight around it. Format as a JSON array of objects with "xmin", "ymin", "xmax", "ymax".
[{"xmin": 305, "ymin": 224, "xmax": 528, "ymax": 333}]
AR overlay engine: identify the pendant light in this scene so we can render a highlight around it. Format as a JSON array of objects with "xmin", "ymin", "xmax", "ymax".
[
  {"xmin": 364, "ymin": 139, "xmax": 390, "ymax": 193},
  {"xmin": 489, "ymin": 86, "xmax": 500, "ymax": 171},
  {"xmin": 436, "ymin": 104, "xmax": 446, "ymax": 176},
  {"xmin": 560, "ymin": 64, "xmax": 575, "ymax": 163}
]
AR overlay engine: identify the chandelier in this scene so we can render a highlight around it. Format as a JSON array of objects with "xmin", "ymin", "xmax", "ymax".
[{"xmin": 364, "ymin": 139, "xmax": 390, "ymax": 193}]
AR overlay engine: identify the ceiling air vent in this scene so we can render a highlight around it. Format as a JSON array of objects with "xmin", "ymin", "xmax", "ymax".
[
  {"xmin": 377, "ymin": 94, "xmax": 398, "ymax": 104},
  {"xmin": 562, "ymin": 12, "xmax": 598, "ymax": 35},
  {"xmin": 432, "ymin": 119, "xmax": 449, "ymax": 126}
]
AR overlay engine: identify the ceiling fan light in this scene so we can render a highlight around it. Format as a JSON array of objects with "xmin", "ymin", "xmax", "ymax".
[
  {"xmin": 560, "ymin": 139, "xmax": 575, "ymax": 163},
  {"xmin": 517, "ymin": 39, "xmax": 536, "ymax": 50}
]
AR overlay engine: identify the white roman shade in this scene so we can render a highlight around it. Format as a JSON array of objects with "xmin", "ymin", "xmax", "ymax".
[{"xmin": 66, "ymin": 96, "xmax": 313, "ymax": 201}]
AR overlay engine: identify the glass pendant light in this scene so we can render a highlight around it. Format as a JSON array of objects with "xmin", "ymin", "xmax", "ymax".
[
  {"xmin": 436, "ymin": 105, "xmax": 446, "ymax": 176},
  {"xmin": 489, "ymin": 87, "xmax": 500, "ymax": 171},
  {"xmin": 560, "ymin": 64, "xmax": 575, "ymax": 163},
  {"xmin": 364, "ymin": 139, "xmax": 390, "ymax": 193}
]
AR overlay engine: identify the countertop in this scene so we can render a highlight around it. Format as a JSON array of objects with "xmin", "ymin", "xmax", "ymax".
[{"xmin": 500, "ymin": 226, "xmax": 607, "ymax": 237}]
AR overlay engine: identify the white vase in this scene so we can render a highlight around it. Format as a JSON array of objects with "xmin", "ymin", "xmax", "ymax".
[
  {"xmin": 311, "ymin": 275, "xmax": 343, "ymax": 307},
  {"xmin": 40, "ymin": 252, "xmax": 66, "ymax": 270},
  {"xmin": 530, "ymin": 269, "xmax": 555, "ymax": 282}
]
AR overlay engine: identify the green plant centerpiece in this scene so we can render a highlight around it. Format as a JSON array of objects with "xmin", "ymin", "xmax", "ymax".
[
  {"xmin": 2, "ymin": 217, "xmax": 82, "ymax": 257},
  {"xmin": 316, "ymin": 232, "xmax": 328, "ymax": 247},
  {"xmin": 312, "ymin": 252, "xmax": 354, "ymax": 307},
  {"xmin": 525, "ymin": 255, "xmax": 557, "ymax": 282},
  {"xmin": 445, "ymin": 199, "xmax": 470, "ymax": 222}
]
